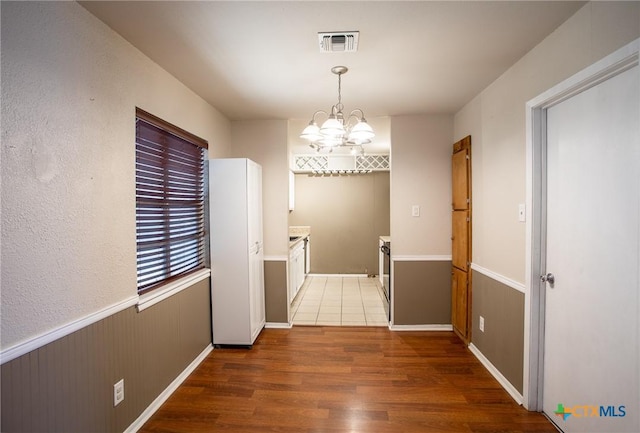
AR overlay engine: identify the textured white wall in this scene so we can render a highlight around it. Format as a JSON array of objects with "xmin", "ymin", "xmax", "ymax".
[
  {"xmin": 1, "ymin": 2, "xmax": 231, "ymax": 349},
  {"xmin": 453, "ymin": 1, "xmax": 640, "ymax": 283},
  {"xmin": 390, "ymin": 115, "xmax": 454, "ymax": 256}
]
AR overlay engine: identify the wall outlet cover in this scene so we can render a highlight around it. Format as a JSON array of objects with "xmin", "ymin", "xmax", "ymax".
[
  {"xmin": 114, "ymin": 379, "xmax": 124, "ymax": 406},
  {"xmin": 479, "ymin": 316, "xmax": 485, "ymax": 332}
]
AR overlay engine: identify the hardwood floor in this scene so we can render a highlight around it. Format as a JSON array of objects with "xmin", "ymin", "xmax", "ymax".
[{"xmin": 140, "ymin": 327, "xmax": 557, "ymax": 433}]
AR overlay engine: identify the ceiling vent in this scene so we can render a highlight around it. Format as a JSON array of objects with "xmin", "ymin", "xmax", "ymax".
[{"xmin": 318, "ymin": 32, "xmax": 359, "ymax": 53}]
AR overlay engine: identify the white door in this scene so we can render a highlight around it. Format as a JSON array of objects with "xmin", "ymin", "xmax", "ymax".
[
  {"xmin": 542, "ymin": 64, "xmax": 639, "ymax": 432},
  {"xmin": 247, "ymin": 160, "xmax": 263, "ymax": 250},
  {"xmin": 247, "ymin": 161, "xmax": 265, "ymax": 340}
]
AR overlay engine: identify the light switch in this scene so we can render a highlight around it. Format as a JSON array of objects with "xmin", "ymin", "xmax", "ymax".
[
  {"xmin": 518, "ymin": 204, "xmax": 526, "ymax": 222},
  {"xmin": 412, "ymin": 205, "xmax": 420, "ymax": 217}
]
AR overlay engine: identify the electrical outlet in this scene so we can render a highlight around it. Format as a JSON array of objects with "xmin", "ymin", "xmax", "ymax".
[
  {"xmin": 114, "ymin": 379, "xmax": 124, "ymax": 406},
  {"xmin": 412, "ymin": 205, "xmax": 420, "ymax": 217},
  {"xmin": 479, "ymin": 316, "xmax": 485, "ymax": 332}
]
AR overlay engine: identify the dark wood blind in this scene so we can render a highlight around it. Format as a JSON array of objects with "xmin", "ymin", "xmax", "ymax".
[{"xmin": 135, "ymin": 108, "xmax": 208, "ymax": 294}]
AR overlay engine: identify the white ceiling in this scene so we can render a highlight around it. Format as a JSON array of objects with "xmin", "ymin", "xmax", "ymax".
[{"xmin": 81, "ymin": 1, "xmax": 584, "ymax": 122}]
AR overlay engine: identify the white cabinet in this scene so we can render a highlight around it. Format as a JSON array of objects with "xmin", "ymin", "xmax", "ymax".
[
  {"xmin": 296, "ymin": 244, "xmax": 305, "ymax": 289},
  {"xmin": 305, "ymin": 236, "xmax": 311, "ymax": 275},
  {"xmin": 296, "ymin": 248, "xmax": 306, "ymax": 290},
  {"xmin": 210, "ymin": 158, "xmax": 265, "ymax": 345},
  {"xmin": 379, "ymin": 238, "xmax": 384, "ymax": 287},
  {"xmin": 289, "ymin": 241, "xmax": 304, "ymax": 302}
]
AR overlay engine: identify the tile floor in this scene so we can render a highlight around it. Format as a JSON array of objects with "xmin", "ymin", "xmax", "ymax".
[{"xmin": 291, "ymin": 275, "xmax": 389, "ymax": 326}]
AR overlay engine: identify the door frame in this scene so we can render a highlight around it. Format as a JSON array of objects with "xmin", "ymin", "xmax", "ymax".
[{"xmin": 523, "ymin": 38, "xmax": 639, "ymax": 411}]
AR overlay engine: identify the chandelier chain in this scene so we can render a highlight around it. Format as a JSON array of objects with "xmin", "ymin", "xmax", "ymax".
[{"xmin": 336, "ymin": 72, "xmax": 343, "ymax": 112}]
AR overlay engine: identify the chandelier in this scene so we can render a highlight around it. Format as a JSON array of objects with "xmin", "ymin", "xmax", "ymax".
[{"xmin": 300, "ymin": 66, "xmax": 375, "ymax": 154}]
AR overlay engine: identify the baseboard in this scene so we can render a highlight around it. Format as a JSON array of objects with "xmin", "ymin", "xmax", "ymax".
[
  {"xmin": 392, "ymin": 255, "xmax": 452, "ymax": 261},
  {"xmin": 265, "ymin": 322, "xmax": 293, "ymax": 329},
  {"xmin": 389, "ymin": 324, "xmax": 453, "ymax": 331},
  {"xmin": 468, "ymin": 343, "xmax": 524, "ymax": 405},
  {"xmin": 124, "ymin": 343, "xmax": 213, "ymax": 432},
  {"xmin": 264, "ymin": 256, "xmax": 288, "ymax": 262}
]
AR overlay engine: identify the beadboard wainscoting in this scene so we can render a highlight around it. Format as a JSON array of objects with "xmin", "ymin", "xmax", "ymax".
[
  {"xmin": 264, "ymin": 257, "xmax": 290, "ymax": 326},
  {"xmin": 391, "ymin": 257, "xmax": 452, "ymax": 327},
  {"xmin": 0, "ymin": 279, "xmax": 212, "ymax": 432},
  {"xmin": 470, "ymin": 267, "xmax": 526, "ymax": 396}
]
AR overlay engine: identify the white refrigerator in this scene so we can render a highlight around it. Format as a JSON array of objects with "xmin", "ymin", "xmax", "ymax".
[{"xmin": 209, "ymin": 158, "xmax": 265, "ymax": 345}]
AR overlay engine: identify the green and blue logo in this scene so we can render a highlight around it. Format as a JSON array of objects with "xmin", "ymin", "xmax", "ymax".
[{"xmin": 554, "ymin": 403, "xmax": 626, "ymax": 421}]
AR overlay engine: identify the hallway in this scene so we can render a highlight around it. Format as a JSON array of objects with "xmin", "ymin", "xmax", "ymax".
[
  {"xmin": 139, "ymin": 327, "xmax": 557, "ymax": 433},
  {"xmin": 291, "ymin": 276, "xmax": 389, "ymax": 326}
]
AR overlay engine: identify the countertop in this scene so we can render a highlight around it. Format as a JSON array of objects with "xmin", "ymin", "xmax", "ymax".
[
  {"xmin": 380, "ymin": 235, "xmax": 391, "ymax": 243},
  {"xmin": 289, "ymin": 226, "xmax": 310, "ymax": 249},
  {"xmin": 289, "ymin": 235, "xmax": 307, "ymax": 249}
]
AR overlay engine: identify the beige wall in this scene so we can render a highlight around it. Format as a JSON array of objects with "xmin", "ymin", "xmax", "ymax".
[
  {"xmin": 390, "ymin": 115, "xmax": 454, "ymax": 256},
  {"xmin": 454, "ymin": 1, "xmax": 640, "ymax": 283},
  {"xmin": 454, "ymin": 0, "xmax": 640, "ymax": 394},
  {"xmin": 387, "ymin": 114, "xmax": 453, "ymax": 326},
  {"xmin": 230, "ymin": 120, "xmax": 290, "ymax": 257},
  {"xmin": 1, "ymin": 1, "xmax": 231, "ymax": 350},
  {"xmin": 231, "ymin": 120, "xmax": 290, "ymax": 325},
  {"xmin": 289, "ymin": 172, "xmax": 390, "ymax": 274}
]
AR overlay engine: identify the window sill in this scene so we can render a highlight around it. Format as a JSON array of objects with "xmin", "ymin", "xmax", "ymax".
[{"xmin": 137, "ymin": 268, "xmax": 211, "ymax": 312}]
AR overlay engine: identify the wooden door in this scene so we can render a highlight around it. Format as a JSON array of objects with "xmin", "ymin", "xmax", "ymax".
[{"xmin": 451, "ymin": 136, "xmax": 471, "ymax": 343}]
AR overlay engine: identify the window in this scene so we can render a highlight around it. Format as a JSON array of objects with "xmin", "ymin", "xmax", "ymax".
[{"xmin": 135, "ymin": 108, "xmax": 208, "ymax": 294}]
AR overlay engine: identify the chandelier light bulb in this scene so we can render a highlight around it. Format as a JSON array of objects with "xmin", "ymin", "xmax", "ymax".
[
  {"xmin": 300, "ymin": 122, "xmax": 322, "ymax": 141},
  {"xmin": 320, "ymin": 116, "xmax": 345, "ymax": 138},
  {"xmin": 348, "ymin": 120, "xmax": 375, "ymax": 142}
]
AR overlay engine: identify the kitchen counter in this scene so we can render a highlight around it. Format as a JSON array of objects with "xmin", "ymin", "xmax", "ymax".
[
  {"xmin": 289, "ymin": 225, "xmax": 311, "ymax": 248},
  {"xmin": 289, "ymin": 235, "xmax": 307, "ymax": 248},
  {"xmin": 380, "ymin": 235, "xmax": 390, "ymax": 243},
  {"xmin": 289, "ymin": 226, "xmax": 311, "ymax": 303}
]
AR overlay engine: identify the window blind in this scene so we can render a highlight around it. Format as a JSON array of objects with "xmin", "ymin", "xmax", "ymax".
[{"xmin": 135, "ymin": 109, "xmax": 208, "ymax": 294}]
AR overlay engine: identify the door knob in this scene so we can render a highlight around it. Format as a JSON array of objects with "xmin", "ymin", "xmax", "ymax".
[{"xmin": 540, "ymin": 273, "xmax": 555, "ymax": 285}]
